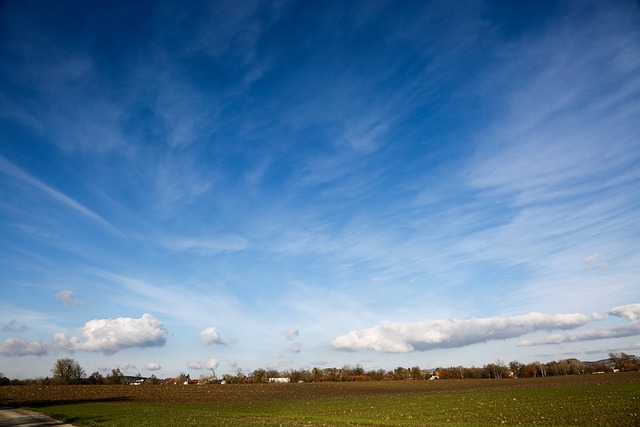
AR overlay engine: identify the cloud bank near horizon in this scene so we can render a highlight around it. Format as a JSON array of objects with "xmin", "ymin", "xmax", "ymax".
[
  {"xmin": 0, "ymin": 337, "xmax": 48, "ymax": 357},
  {"xmin": 518, "ymin": 304, "xmax": 640, "ymax": 347},
  {"xmin": 330, "ymin": 310, "xmax": 629, "ymax": 353},
  {"xmin": 4, "ymin": 305, "xmax": 639, "ymax": 359},
  {"xmin": 610, "ymin": 304, "xmax": 640, "ymax": 321}
]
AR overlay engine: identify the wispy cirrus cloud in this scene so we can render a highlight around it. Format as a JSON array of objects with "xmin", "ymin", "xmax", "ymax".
[
  {"xmin": 158, "ymin": 235, "xmax": 248, "ymax": 255},
  {"xmin": 446, "ymin": 2, "xmax": 640, "ymax": 315},
  {"xmin": 0, "ymin": 156, "xmax": 124, "ymax": 237},
  {"xmin": 92, "ymin": 271, "xmax": 258, "ymax": 344},
  {"xmin": 467, "ymin": 3, "xmax": 640, "ymax": 208}
]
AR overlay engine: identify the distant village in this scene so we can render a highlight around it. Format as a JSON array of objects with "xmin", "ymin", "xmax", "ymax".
[{"xmin": 1, "ymin": 352, "xmax": 637, "ymax": 386}]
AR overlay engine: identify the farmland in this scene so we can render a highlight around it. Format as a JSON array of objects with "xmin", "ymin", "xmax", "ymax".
[{"xmin": 1, "ymin": 373, "xmax": 638, "ymax": 426}]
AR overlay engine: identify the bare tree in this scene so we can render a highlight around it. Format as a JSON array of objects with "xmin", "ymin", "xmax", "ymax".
[
  {"xmin": 87, "ymin": 371, "xmax": 105, "ymax": 384},
  {"xmin": 509, "ymin": 361, "xmax": 523, "ymax": 378},
  {"xmin": 106, "ymin": 368, "xmax": 124, "ymax": 384},
  {"xmin": 51, "ymin": 358, "xmax": 85, "ymax": 384}
]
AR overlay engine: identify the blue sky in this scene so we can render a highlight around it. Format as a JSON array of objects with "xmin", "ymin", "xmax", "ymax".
[{"xmin": 1, "ymin": 0, "xmax": 639, "ymax": 379}]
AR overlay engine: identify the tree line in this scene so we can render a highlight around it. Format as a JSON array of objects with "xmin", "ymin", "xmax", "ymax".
[
  {"xmin": 219, "ymin": 352, "xmax": 637, "ymax": 384},
  {"xmin": 1, "ymin": 353, "xmax": 637, "ymax": 386}
]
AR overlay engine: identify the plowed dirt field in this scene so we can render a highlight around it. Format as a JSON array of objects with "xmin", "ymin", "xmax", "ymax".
[{"xmin": 1, "ymin": 372, "xmax": 637, "ymax": 406}]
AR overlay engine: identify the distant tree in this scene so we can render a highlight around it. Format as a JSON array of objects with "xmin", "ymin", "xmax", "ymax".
[
  {"xmin": 484, "ymin": 360, "xmax": 508, "ymax": 379},
  {"xmin": 410, "ymin": 366, "xmax": 423, "ymax": 380},
  {"xmin": 438, "ymin": 367, "xmax": 460, "ymax": 379},
  {"xmin": 457, "ymin": 366, "xmax": 465, "ymax": 380},
  {"xmin": 323, "ymin": 367, "xmax": 339, "ymax": 382},
  {"xmin": 87, "ymin": 371, "xmax": 105, "ymax": 385},
  {"xmin": 0, "ymin": 373, "xmax": 10, "ymax": 386},
  {"xmin": 352, "ymin": 364, "xmax": 365, "ymax": 376},
  {"xmin": 546, "ymin": 360, "xmax": 561, "ymax": 376},
  {"xmin": 105, "ymin": 368, "xmax": 124, "ymax": 384},
  {"xmin": 509, "ymin": 361, "xmax": 524, "ymax": 378},
  {"xmin": 221, "ymin": 370, "xmax": 248, "ymax": 384},
  {"xmin": 583, "ymin": 361, "xmax": 611, "ymax": 374},
  {"xmin": 525, "ymin": 362, "xmax": 543, "ymax": 378},
  {"xmin": 464, "ymin": 366, "xmax": 483, "ymax": 379},
  {"xmin": 145, "ymin": 374, "xmax": 161, "ymax": 385},
  {"xmin": 309, "ymin": 367, "xmax": 321, "ymax": 382},
  {"xmin": 288, "ymin": 369, "xmax": 305, "ymax": 383},
  {"xmin": 266, "ymin": 369, "xmax": 280, "ymax": 380},
  {"xmin": 251, "ymin": 369, "xmax": 268, "ymax": 383},
  {"xmin": 339, "ymin": 365, "xmax": 351, "ymax": 382},
  {"xmin": 365, "ymin": 368, "xmax": 387, "ymax": 381},
  {"xmin": 611, "ymin": 352, "xmax": 637, "ymax": 371},
  {"xmin": 234, "ymin": 368, "xmax": 246, "ymax": 383},
  {"xmin": 51, "ymin": 358, "xmax": 85, "ymax": 384},
  {"xmin": 565, "ymin": 358, "xmax": 583, "ymax": 375},
  {"xmin": 538, "ymin": 362, "xmax": 547, "ymax": 377},
  {"xmin": 392, "ymin": 367, "xmax": 410, "ymax": 380}
]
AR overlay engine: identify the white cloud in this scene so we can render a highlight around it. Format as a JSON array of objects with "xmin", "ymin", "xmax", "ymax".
[
  {"xmin": 610, "ymin": 304, "xmax": 640, "ymax": 321},
  {"xmin": 519, "ymin": 323, "xmax": 640, "ymax": 346},
  {"xmin": 117, "ymin": 363, "xmax": 136, "ymax": 372},
  {"xmin": 284, "ymin": 327, "xmax": 299, "ymax": 341},
  {"xmin": 201, "ymin": 327, "xmax": 225, "ymax": 345},
  {"xmin": 52, "ymin": 332, "xmax": 78, "ymax": 352},
  {"xmin": 146, "ymin": 362, "xmax": 161, "ymax": 371},
  {"xmin": 188, "ymin": 358, "xmax": 219, "ymax": 371},
  {"xmin": 55, "ymin": 290, "xmax": 82, "ymax": 307},
  {"xmin": 205, "ymin": 358, "xmax": 219, "ymax": 371},
  {"xmin": 0, "ymin": 337, "xmax": 47, "ymax": 356},
  {"xmin": 54, "ymin": 314, "xmax": 168, "ymax": 355},
  {"xmin": 289, "ymin": 343, "xmax": 301, "ymax": 353},
  {"xmin": 187, "ymin": 360, "xmax": 203, "ymax": 370},
  {"xmin": 331, "ymin": 312, "xmax": 593, "ymax": 353}
]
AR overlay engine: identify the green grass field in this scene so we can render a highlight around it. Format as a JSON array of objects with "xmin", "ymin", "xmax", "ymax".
[
  {"xmin": 29, "ymin": 385, "xmax": 639, "ymax": 426},
  {"xmin": 3, "ymin": 373, "xmax": 638, "ymax": 426}
]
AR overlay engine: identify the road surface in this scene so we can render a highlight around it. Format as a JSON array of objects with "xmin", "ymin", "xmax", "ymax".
[{"xmin": 0, "ymin": 407, "xmax": 76, "ymax": 426}]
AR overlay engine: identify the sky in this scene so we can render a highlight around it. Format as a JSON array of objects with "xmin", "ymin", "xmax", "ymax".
[{"xmin": 1, "ymin": 0, "xmax": 639, "ymax": 380}]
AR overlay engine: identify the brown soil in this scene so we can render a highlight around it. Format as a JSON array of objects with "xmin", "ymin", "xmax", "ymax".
[{"xmin": 1, "ymin": 372, "xmax": 637, "ymax": 407}]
